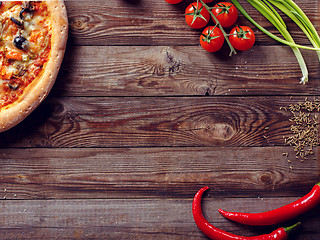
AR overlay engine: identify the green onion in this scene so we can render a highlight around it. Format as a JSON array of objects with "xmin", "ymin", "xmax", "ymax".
[
  {"xmin": 231, "ymin": 0, "xmax": 320, "ymax": 84},
  {"xmin": 268, "ymin": 0, "xmax": 320, "ymax": 61},
  {"xmin": 231, "ymin": 0, "xmax": 320, "ymax": 51},
  {"xmin": 262, "ymin": 0, "xmax": 287, "ymax": 28},
  {"xmin": 245, "ymin": 0, "xmax": 308, "ymax": 83}
]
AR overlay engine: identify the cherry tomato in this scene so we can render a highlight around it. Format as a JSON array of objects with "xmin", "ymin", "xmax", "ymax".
[
  {"xmin": 211, "ymin": 2, "xmax": 238, "ymax": 28},
  {"xmin": 185, "ymin": 2, "xmax": 210, "ymax": 29},
  {"xmin": 202, "ymin": 0, "xmax": 214, "ymax": 3},
  {"xmin": 165, "ymin": 0, "xmax": 183, "ymax": 4},
  {"xmin": 229, "ymin": 26, "xmax": 255, "ymax": 51},
  {"xmin": 200, "ymin": 26, "xmax": 225, "ymax": 52}
]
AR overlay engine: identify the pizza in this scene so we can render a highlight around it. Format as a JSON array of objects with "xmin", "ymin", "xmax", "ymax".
[{"xmin": 0, "ymin": 0, "xmax": 68, "ymax": 132}]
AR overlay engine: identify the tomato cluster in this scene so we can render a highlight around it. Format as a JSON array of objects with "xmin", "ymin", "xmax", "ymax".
[
  {"xmin": 165, "ymin": 0, "xmax": 214, "ymax": 3},
  {"xmin": 165, "ymin": 0, "xmax": 255, "ymax": 53}
]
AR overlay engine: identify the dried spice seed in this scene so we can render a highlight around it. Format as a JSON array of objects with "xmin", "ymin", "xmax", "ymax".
[{"xmin": 282, "ymin": 98, "xmax": 319, "ymax": 161}]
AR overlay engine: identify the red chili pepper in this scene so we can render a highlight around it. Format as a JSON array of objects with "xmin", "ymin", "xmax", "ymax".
[
  {"xmin": 219, "ymin": 182, "xmax": 320, "ymax": 226},
  {"xmin": 192, "ymin": 186, "xmax": 300, "ymax": 240}
]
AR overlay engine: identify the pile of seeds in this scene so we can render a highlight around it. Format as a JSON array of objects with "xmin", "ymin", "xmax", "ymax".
[{"xmin": 280, "ymin": 98, "xmax": 320, "ymax": 161}]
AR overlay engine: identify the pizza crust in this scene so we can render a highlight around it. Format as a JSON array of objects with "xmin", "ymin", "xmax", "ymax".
[{"xmin": 0, "ymin": 0, "xmax": 68, "ymax": 132}]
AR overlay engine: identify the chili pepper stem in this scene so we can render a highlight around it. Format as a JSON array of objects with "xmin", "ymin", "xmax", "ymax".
[{"xmin": 284, "ymin": 222, "xmax": 301, "ymax": 235}]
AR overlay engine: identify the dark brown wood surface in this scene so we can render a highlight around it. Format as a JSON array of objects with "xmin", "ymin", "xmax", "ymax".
[{"xmin": 1, "ymin": 0, "xmax": 320, "ymax": 239}]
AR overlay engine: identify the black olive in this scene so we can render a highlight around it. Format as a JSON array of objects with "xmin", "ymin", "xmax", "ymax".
[
  {"xmin": 25, "ymin": 1, "xmax": 34, "ymax": 10},
  {"xmin": 20, "ymin": 2, "xmax": 34, "ymax": 20},
  {"xmin": 10, "ymin": 17, "xmax": 23, "ymax": 27},
  {"xmin": 13, "ymin": 36, "xmax": 28, "ymax": 51},
  {"xmin": 7, "ymin": 83, "xmax": 20, "ymax": 91}
]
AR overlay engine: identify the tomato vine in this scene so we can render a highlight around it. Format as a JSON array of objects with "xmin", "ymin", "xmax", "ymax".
[{"xmin": 199, "ymin": 0, "xmax": 238, "ymax": 55}]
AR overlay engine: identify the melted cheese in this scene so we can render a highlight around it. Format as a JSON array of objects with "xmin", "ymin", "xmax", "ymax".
[{"xmin": 0, "ymin": 1, "xmax": 52, "ymax": 109}]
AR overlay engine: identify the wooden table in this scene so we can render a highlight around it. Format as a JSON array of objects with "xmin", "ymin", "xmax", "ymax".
[{"xmin": 1, "ymin": 0, "xmax": 320, "ymax": 239}]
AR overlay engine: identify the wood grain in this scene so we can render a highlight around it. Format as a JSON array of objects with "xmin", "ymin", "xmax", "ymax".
[
  {"xmin": 1, "ymin": 0, "xmax": 320, "ymax": 239},
  {"xmin": 0, "ymin": 198, "xmax": 319, "ymax": 240},
  {"xmin": 54, "ymin": 45, "xmax": 320, "ymax": 97},
  {"xmin": 0, "ymin": 147, "xmax": 318, "ymax": 200},
  {"xmin": 66, "ymin": 0, "xmax": 320, "ymax": 46},
  {"xmin": 0, "ymin": 96, "xmax": 314, "ymax": 148}
]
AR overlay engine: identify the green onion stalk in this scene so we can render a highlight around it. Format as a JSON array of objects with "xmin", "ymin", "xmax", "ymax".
[
  {"xmin": 269, "ymin": 0, "xmax": 320, "ymax": 60},
  {"xmin": 231, "ymin": 0, "xmax": 320, "ymax": 84}
]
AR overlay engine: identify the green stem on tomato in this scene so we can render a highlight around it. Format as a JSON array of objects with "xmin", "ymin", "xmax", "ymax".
[{"xmin": 199, "ymin": 0, "xmax": 237, "ymax": 56}]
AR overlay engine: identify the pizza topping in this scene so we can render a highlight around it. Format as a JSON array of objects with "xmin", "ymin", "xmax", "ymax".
[
  {"xmin": 0, "ymin": 1, "xmax": 52, "ymax": 109},
  {"xmin": 7, "ymin": 82, "xmax": 20, "ymax": 91},
  {"xmin": 5, "ymin": 49, "xmax": 23, "ymax": 60},
  {"xmin": 13, "ymin": 35, "xmax": 28, "ymax": 50},
  {"xmin": 20, "ymin": 2, "xmax": 34, "ymax": 20},
  {"xmin": 10, "ymin": 16, "xmax": 23, "ymax": 27}
]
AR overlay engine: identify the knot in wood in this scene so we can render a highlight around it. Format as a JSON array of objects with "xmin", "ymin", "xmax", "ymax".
[
  {"xmin": 73, "ymin": 19, "xmax": 85, "ymax": 30},
  {"xmin": 260, "ymin": 173, "xmax": 272, "ymax": 185},
  {"xmin": 191, "ymin": 120, "xmax": 235, "ymax": 143}
]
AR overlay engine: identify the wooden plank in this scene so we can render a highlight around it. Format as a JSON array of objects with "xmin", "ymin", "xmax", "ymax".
[
  {"xmin": 1, "ymin": 1, "xmax": 319, "ymax": 239},
  {"xmin": 55, "ymin": 46, "xmax": 320, "ymax": 97},
  {"xmin": 66, "ymin": 0, "xmax": 320, "ymax": 46},
  {"xmin": 0, "ymin": 198, "xmax": 319, "ymax": 239},
  {"xmin": 0, "ymin": 96, "xmax": 316, "ymax": 148},
  {"xmin": 0, "ymin": 147, "xmax": 318, "ymax": 199}
]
